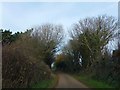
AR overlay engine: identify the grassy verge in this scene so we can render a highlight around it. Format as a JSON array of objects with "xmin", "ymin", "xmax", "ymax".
[
  {"xmin": 32, "ymin": 74, "xmax": 58, "ymax": 88},
  {"xmin": 73, "ymin": 74, "xmax": 114, "ymax": 88}
]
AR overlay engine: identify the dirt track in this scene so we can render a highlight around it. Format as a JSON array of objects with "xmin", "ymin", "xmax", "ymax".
[{"xmin": 56, "ymin": 73, "xmax": 88, "ymax": 88}]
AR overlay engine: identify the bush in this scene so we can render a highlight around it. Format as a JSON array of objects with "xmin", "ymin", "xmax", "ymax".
[
  {"xmin": 2, "ymin": 34, "xmax": 52, "ymax": 88},
  {"xmin": 91, "ymin": 50, "xmax": 120, "ymax": 88}
]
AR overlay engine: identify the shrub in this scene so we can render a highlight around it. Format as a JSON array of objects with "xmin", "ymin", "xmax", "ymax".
[{"xmin": 2, "ymin": 34, "xmax": 52, "ymax": 88}]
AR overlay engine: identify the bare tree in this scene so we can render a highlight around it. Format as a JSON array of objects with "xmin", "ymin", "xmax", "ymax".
[
  {"xmin": 32, "ymin": 24, "xmax": 63, "ymax": 45},
  {"xmin": 70, "ymin": 15, "xmax": 117, "ymax": 68},
  {"xmin": 31, "ymin": 23, "xmax": 64, "ymax": 68}
]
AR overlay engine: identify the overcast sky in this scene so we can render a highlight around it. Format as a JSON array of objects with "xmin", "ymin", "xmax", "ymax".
[
  {"xmin": 1, "ymin": 2, "xmax": 118, "ymax": 33},
  {"xmin": 0, "ymin": 2, "xmax": 119, "ymax": 51}
]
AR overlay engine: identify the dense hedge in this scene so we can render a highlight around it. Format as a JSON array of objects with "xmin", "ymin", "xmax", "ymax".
[
  {"xmin": 92, "ymin": 49, "xmax": 120, "ymax": 88},
  {"xmin": 2, "ymin": 34, "xmax": 52, "ymax": 88}
]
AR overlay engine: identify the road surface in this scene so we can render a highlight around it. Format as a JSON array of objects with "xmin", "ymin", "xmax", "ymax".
[{"xmin": 56, "ymin": 73, "xmax": 88, "ymax": 88}]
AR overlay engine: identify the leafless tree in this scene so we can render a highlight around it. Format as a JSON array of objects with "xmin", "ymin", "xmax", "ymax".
[
  {"xmin": 70, "ymin": 15, "xmax": 117, "ymax": 68},
  {"xmin": 31, "ymin": 23, "xmax": 64, "ymax": 68}
]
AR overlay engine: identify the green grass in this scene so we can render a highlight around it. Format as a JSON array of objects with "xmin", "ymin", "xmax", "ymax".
[
  {"xmin": 32, "ymin": 74, "xmax": 58, "ymax": 88},
  {"xmin": 73, "ymin": 74, "xmax": 114, "ymax": 88},
  {"xmin": 32, "ymin": 79, "xmax": 53, "ymax": 88}
]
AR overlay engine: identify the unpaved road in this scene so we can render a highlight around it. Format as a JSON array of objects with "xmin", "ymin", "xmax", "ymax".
[{"xmin": 56, "ymin": 73, "xmax": 88, "ymax": 88}]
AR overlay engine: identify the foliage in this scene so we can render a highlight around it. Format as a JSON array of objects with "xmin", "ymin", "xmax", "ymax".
[
  {"xmin": 2, "ymin": 30, "xmax": 52, "ymax": 88},
  {"xmin": 2, "ymin": 15, "xmax": 120, "ymax": 88},
  {"xmin": 0, "ymin": 29, "xmax": 2, "ymax": 41},
  {"xmin": 70, "ymin": 15, "xmax": 117, "ymax": 69},
  {"xmin": 2, "ymin": 23, "xmax": 64, "ymax": 88},
  {"xmin": 55, "ymin": 52, "xmax": 81, "ymax": 73},
  {"xmin": 91, "ymin": 47, "xmax": 120, "ymax": 88},
  {"xmin": 56, "ymin": 15, "xmax": 117, "ymax": 72},
  {"xmin": 31, "ymin": 24, "xmax": 64, "ymax": 68},
  {"xmin": 55, "ymin": 15, "xmax": 119, "ymax": 88},
  {"xmin": 1, "ymin": 29, "xmax": 22, "ymax": 45}
]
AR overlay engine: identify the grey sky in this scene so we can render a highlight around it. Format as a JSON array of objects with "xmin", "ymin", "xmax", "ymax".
[
  {"xmin": 1, "ymin": 2, "xmax": 118, "ymax": 51},
  {"xmin": 1, "ymin": 2, "xmax": 118, "ymax": 33}
]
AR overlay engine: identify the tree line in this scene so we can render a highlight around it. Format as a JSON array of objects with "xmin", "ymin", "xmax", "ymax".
[
  {"xmin": 2, "ymin": 24, "xmax": 64, "ymax": 88},
  {"xmin": 55, "ymin": 15, "xmax": 120, "ymax": 87},
  {"xmin": 1, "ymin": 15, "xmax": 120, "ymax": 88}
]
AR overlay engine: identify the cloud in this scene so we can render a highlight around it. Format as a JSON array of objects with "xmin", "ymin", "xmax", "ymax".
[
  {"xmin": 2, "ymin": 3, "xmax": 75, "ymax": 32},
  {"xmin": 1, "ymin": 2, "xmax": 117, "ymax": 33},
  {"xmin": 0, "ymin": 3, "xmax": 2, "ymax": 27}
]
